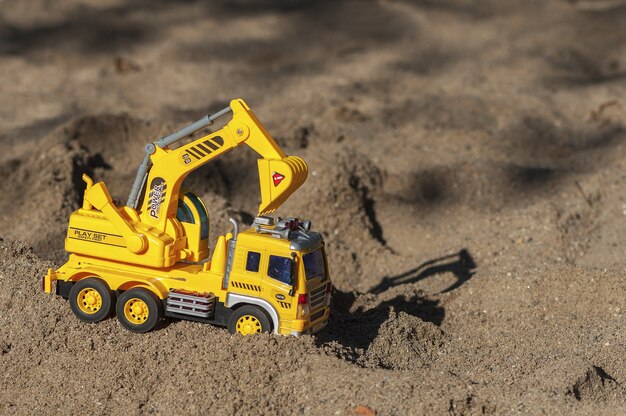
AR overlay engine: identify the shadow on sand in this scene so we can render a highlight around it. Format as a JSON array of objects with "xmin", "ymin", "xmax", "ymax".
[
  {"xmin": 371, "ymin": 249, "xmax": 476, "ymax": 295},
  {"xmin": 316, "ymin": 249, "xmax": 476, "ymax": 352}
]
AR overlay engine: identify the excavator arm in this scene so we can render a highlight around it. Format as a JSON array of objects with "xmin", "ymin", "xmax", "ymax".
[
  {"xmin": 131, "ymin": 99, "xmax": 308, "ymax": 233},
  {"xmin": 63, "ymin": 99, "xmax": 308, "ymax": 267}
]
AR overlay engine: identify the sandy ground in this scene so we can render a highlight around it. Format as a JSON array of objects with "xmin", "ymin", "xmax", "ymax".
[{"xmin": 1, "ymin": 0, "xmax": 626, "ymax": 414}]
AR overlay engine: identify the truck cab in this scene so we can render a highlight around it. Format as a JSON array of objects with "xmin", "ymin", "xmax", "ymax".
[{"xmin": 225, "ymin": 217, "xmax": 331, "ymax": 336}]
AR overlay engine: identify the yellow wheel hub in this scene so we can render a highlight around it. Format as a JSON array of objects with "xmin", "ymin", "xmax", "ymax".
[
  {"xmin": 77, "ymin": 288, "xmax": 102, "ymax": 314},
  {"xmin": 124, "ymin": 298, "xmax": 149, "ymax": 325},
  {"xmin": 236, "ymin": 315, "xmax": 262, "ymax": 335}
]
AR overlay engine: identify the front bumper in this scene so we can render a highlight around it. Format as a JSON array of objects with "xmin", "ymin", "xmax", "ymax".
[
  {"xmin": 288, "ymin": 307, "xmax": 330, "ymax": 336},
  {"xmin": 290, "ymin": 318, "xmax": 328, "ymax": 336}
]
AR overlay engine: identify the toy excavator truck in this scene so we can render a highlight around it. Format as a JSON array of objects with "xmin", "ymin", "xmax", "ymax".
[{"xmin": 42, "ymin": 99, "xmax": 331, "ymax": 336}]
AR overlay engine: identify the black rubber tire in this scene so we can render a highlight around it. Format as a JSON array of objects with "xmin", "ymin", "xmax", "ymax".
[
  {"xmin": 69, "ymin": 278, "xmax": 114, "ymax": 323},
  {"xmin": 227, "ymin": 305, "xmax": 272, "ymax": 335},
  {"xmin": 116, "ymin": 288, "xmax": 163, "ymax": 333}
]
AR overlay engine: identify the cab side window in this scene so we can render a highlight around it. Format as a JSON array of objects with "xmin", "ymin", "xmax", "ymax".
[
  {"xmin": 268, "ymin": 255, "xmax": 292, "ymax": 285},
  {"xmin": 246, "ymin": 251, "xmax": 261, "ymax": 273}
]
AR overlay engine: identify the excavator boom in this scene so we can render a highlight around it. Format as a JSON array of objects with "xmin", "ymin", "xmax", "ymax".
[
  {"xmin": 63, "ymin": 99, "xmax": 309, "ymax": 269},
  {"xmin": 131, "ymin": 99, "xmax": 308, "ymax": 232}
]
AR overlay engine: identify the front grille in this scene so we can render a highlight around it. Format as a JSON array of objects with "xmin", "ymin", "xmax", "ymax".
[
  {"xmin": 309, "ymin": 285, "xmax": 326, "ymax": 310},
  {"xmin": 309, "ymin": 308, "xmax": 325, "ymax": 323}
]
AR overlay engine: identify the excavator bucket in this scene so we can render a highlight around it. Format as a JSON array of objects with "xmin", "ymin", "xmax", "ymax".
[{"xmin": 257, "ymin": 156, "xmax": 308, "ymax": 215}]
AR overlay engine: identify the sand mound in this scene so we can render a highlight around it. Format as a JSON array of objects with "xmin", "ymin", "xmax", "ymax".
[
  {"xmin": 567, "ymin": 366, "xmax": 626, "ymax": 403},
  {"xmin": 0, "ymin": 113, "xmax": 159, "ymax": 261},
  {"xmin": 364, "ymin": 308, "xmax": 445, "ymax": 371}
]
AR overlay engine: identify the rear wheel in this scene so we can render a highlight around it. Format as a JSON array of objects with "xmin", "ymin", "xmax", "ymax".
[
  {"xmin": 69, "ymin": 278, "xmax": 114, "ymax": 323},
  {"xmin": 116, "ymin": 288, "xmax": 163, "ymax": 333},
  {"xmin": 228, "ymin": 305, "xmax": 272, "ymax": 335}
]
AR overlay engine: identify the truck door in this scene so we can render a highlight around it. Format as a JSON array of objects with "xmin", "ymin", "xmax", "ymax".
[{"xmin": 263, "ymin": 255, "xmax": 295, "ymax": 315}]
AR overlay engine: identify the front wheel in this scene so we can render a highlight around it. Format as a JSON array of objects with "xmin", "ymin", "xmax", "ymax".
[
  {"xmin": 116, "ymin": 288, "xmax": 164, "ymax": 333},
  {"xmin": 228, "ymin": 305, "xmax": 272, "ymax": 335},
  {"xmin": 69, "ymin": 278, "xmax": 114, "ymax": 323}
]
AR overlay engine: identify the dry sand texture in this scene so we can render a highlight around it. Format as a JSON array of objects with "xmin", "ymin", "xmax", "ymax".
[{"xmin": 1, "ymin": 0, "xmax": 626, "ymax": 414}]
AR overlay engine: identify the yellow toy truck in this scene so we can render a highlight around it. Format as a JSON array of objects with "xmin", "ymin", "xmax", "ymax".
[{"xmin": 42, "ymin": 99, "xmax": 331, "ymax": 336}]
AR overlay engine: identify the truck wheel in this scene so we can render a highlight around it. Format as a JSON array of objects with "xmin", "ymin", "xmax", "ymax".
[
  {"xmin": 69, "ymin": 278, "xmax": 114, "ymax": 323},
  {"xmin": 228, "ymin": 305, "xmax": 272, "ymax": 335},
  {"xmin": 116, "ymin": 288, "xmax": 163, "ymax": 333}
]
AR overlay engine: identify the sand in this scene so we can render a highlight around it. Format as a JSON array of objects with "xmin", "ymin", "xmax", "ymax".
[{"xmin": 1, "ymin": 0, "xmax": 625, "ymax": 414}]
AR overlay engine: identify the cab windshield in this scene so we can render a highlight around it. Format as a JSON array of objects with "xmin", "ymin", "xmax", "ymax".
[{"xmin": 303, "ymin": 249, "xmax": 326, "ymax": 281}]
